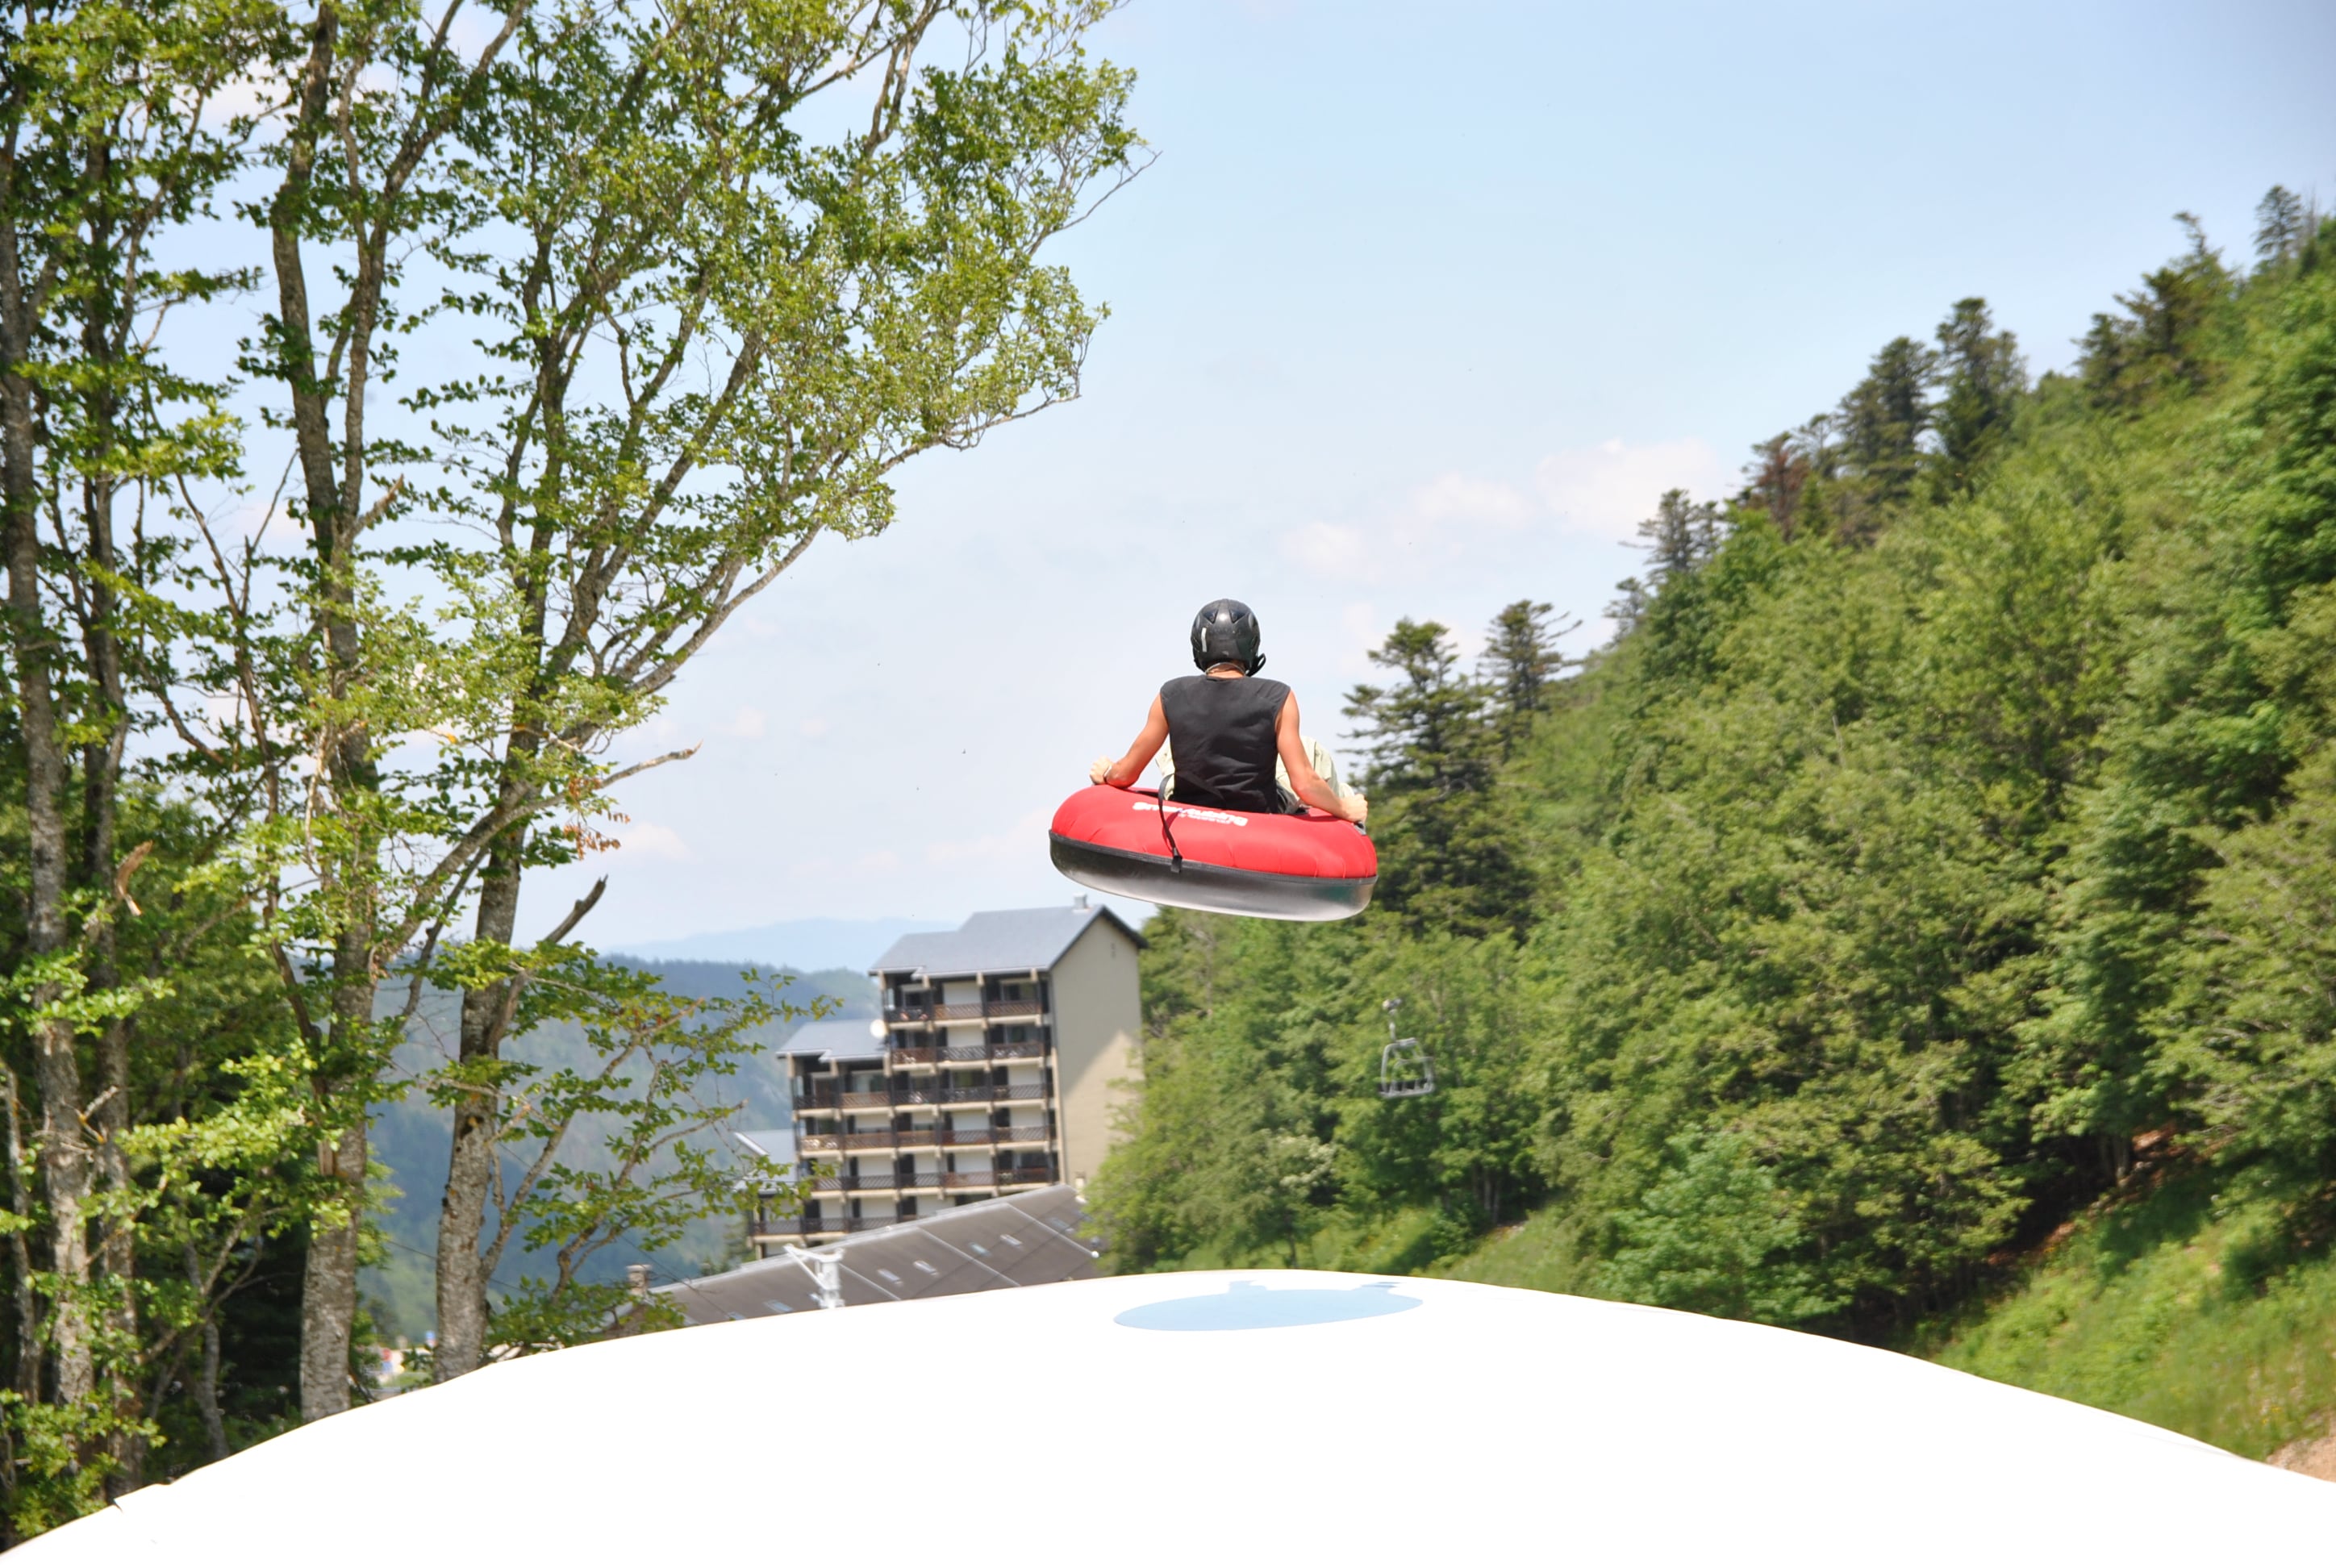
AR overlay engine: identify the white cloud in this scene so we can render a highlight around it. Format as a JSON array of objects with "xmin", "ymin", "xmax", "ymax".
[
  {"xmin": 616, "ymin": 823, "xmax": 692, "ymax": 861},
  {"xmin": 799, "ymin": 715, "xmax": 831, "ymax": 740},
  {"xmin": 718, "ymin": 706, "xmax": 767, "ymax": 739},
  {"xmin": 1280, "ymin": 440, "xmax": 1727, "ymax": 586},
  {"xmin": 1409, "ymin": 472, "xmax": 1533, "ymax": 526},
  {"xmin": 1533, "ymin": 437, "xmax": 1731, "ymax": 543},
  {"xmin": 925, "ymin": 809, "xmax": 1050, "ymax": 865},
  {"xmin": 1283, "ymin": 520, "xmax": 1368, "ymax": 579}
]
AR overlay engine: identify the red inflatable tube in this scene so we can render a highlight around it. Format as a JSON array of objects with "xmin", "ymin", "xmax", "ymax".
[{"xmin": 1048, "ymin": 785, "xmax": 1377, "ymax": 921}]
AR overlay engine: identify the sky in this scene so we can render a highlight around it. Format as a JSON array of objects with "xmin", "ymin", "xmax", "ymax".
[{"xmin": 517, "ymin": 0, "xmax": 2336, "ymax": 957}]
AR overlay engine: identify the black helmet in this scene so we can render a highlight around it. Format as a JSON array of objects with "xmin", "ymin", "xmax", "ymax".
[{"xmin": 1190, "ymin": 598, "xmax": 1265, "ymax": 674}]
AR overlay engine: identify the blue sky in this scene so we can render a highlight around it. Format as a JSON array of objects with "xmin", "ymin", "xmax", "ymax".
[{"xmin": 529, "ymin": 0, "xmax": 2336, "ymax": 954}]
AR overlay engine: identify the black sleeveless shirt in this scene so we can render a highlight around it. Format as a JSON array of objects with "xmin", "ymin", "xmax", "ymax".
[{"xmin": 1161, "ymin": 674, "xmax": 1291, "ymax": 814}]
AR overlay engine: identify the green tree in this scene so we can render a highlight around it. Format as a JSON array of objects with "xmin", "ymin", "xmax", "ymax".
[
  {"xmin": 1479, "ymin": 598, "xmax": 1574, "ymax": 755},
  {"xmin": 202, "ymin": 0, "xmax": 1139, "ymax": 1407},
  {"xmin": 425, "ymin": 943, "xmax": 811, "ymax": 1350},
  {"xmin": 398, "ymin": 0, "xmax": 1138, "ymax": 1386},
  {"xmin": 1596, "ymin": 1131, "xmax": 1840, "ymax": 1324},
  {"xmin": 1834, "ymin": 335, "xmax": 1933, "ymax": 525},
  {"xmin": 0, "ymin": 0, "xmax": 295, "ymax": 1518},
  {"xmin": 2254, "ymin": 184, "xmax": 2311, "ymax": 273},
  {"xmin": 2159, "ymin": 746, "xmax": 2336, "ymax": 1185},
  {"xmin": 1345, "ymin": 620, "xmax": 1532, "ymax": 936},
  {"xmin": 2080, "ymin": 215, "xmax": 2234, "ymax": 411},
  {"xmin": 1087, "ymin": 910, "xmax": 1347, "ymax": 1269},
  {"xmin": 1930, "ymin": 297, "xmax": 2025, "ymax": 486}
]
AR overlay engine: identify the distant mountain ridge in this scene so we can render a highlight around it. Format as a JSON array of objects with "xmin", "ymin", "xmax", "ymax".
[{"xmin": 611, "ymin": 915, "xmax": 957, "ymax": 973}]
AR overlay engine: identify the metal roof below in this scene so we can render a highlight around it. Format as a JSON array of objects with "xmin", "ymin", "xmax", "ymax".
[{"xmin": 656, "ymin": 1185, "xmax": 1097, "ymax": 1324}]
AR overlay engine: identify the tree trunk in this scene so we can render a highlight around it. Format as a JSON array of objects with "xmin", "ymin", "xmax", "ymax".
[
  {"xmin": 0, "ymin": 157, "xmax": 97, "ymax": 1411},
  {"xmin": 75, "ymin": 172, "xmax": 143, "ymax": 1483},
  {"xmin": 432, "ymin": 827, "xmax": 525, "ymax": 1382},
  {"xmin": 193, "ymin": 1316, "xmax": 227, "ymax": 1465},
  {"xmin": 266, "ymin": 6, "xmax": 382, "ymax": 1421},
  {"xmin": 433, "ymin": 843, "xmax": 604, "ymax": 1382},
  {"xmin": 298, "ymin": 1115, "xmax": 367, "ymax": 1421},
  {"xmin": 298, "ymin": 926, "xmax": 378, "ymax": 1421}
]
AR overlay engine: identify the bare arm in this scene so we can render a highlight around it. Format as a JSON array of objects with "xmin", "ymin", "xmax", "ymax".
[
  {"xmin": 1091, "ymin": 696, "xmax": 1169, "ymax": 786},
  {"xmin": 1276, "ymin": 694, "xmax": 1367, "ymax": 824}
]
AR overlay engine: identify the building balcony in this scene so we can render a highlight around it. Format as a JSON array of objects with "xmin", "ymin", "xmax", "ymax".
[
  {"xmin": 885, "ymin": 1037, "xmax": 1049, "ymax": 1067},
  {"xmin": 800, "ymin": 1125, "xmax": 1053, "ymax": 1158},
  {"xmin": 884, "ymin": 999, "xmax": 1047, "ymax": 1029},
  {"xmin": 802, "ymin": 1169, "xmax": 1057, "ymax": 1195},
  {"xmin": 943, "ymin": 1165, "xmax": 1057, "ymax": 1191},
  {"xmin": 794, "ymin": 1079, "xmax": 1051, "ymax": 1115},
  {"xmin": 751, "ymin": 1214, "xmax": 886, "ymax": 1241},
  {"xmin": 811, "ymin": 1173, "xmax": 904, "ymax": 1193}
]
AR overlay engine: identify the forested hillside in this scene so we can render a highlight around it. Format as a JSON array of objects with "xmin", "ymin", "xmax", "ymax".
[{"xmin": 1092, "ymin": 194, "xmax": 2336, "ymax": 1351}]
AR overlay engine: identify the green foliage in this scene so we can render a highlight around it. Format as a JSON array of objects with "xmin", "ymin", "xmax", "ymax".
[
  {"xmin": 2157, "ymin": 745, "xmax": 2336, "ymax": 1179},
  {"xmin": 2, "ymin": 0, "xmax": 1141, "ymax": 1533},
  {"xmin": 1480, "ymin": 598, "xmax": 1572, "ymax": 755},
  {"xmin": 1097, "ymin": 206, "xmax": 2336, "ymax": 1383},
  {"xmin": 1342, "ymin": 619, "xmax": 1532, "ymax": 936},
  {"xmin": 1596, "ymin": 1131, "xmax": 1841, "ymax": 1325},
  {"xmin": 1837, "ymin": 334, "xmax": 1935, "ymax": 516},
  {"xmin": 2079, "ymin": 216, "xmax": 2235, "ymax": 411},
  {"xmin": 416, "ymin": 949, "xmax": 812, "ymax": 1351},
  {"xmin": 1931, "ymin": 298, "xmax": 2025, "ymax": 485}
]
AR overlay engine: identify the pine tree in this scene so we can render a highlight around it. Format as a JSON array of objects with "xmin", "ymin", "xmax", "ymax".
[
  {"xmin": 1347, "ymin": 621, "xmax": 1495, "ymax": 799},
  {"xmin": 2081, "ymin": 219, "xmax": 2233, "ymax": 409},
  {"xmin": 1837, "ymin": 335, "xmax": 1935, "ymax": 517},
  {"xmin": 1606, "ymin": 576, "xmax": 1651, "ymax": 636},
  {"xmin": 1345, "ymin": 621, "xmax": 1533, "ymax": 936},
  {"xmin": 1930, "ymin": 297, "xmax": 2026, "ymax": 486},
  {"xmin": 1747, "ymin": 434, "xmax": 1809, "ymax": 540},
  {"xmin": 2254, "ymin": 185, "xmax": 2309, "ymax": 272},
  {"xmin": 1608, "ymin": 490, "xmax": 1727, "ymax": 640},
  {"xmin": 1481, "ymin": 598, "xmax": 1576, "ymax": 753},
  {"xmin": 1637, "ymin": 490, "xmax": 1726, "ymax": 586},
  {"xmin": 1743, "ymin": 418, "xmax": 1834, "ymax": 542}
]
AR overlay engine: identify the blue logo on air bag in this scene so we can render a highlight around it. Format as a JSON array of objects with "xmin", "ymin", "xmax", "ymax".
[{"xmin": 1114, "ymin": 1278, "xmax": 1422, "ymax": 1332}]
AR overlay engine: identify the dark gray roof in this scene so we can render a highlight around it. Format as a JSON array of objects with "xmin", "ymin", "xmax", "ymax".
[
  {"xmin": 653, "ymin": 1185, "xmax": 1097, "ymax": 1323},
  {"xmin": 774, "ymin": 1015, "xmax": 888, "ymax": 1061},
  {"xmin": 870, "ymin": 904, "xmax": 1144, "ymax": 979},
  {"xmin": 730, "ymin": 1128, "xmax": 796, "ymax": 1166}
]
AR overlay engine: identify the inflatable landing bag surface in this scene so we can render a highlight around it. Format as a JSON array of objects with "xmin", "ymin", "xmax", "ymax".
[
  {"xmin": 19, "ymin": 1271, "xmax": 2336, "ymax": 1567},
  {"xmin": 1049, "ymin": 785, "xmax": 1376, "ymax": 920}
]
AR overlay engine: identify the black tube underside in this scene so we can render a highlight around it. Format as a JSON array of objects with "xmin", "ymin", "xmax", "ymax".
[{"xmin": 1049, "ymin": 834, "xmax": 1374, "ymax": 922}]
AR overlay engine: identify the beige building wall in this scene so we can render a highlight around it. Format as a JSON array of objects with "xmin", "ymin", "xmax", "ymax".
[{"xmin": 1047, "ymin": 918, "xmax": 1142, "ymax": 1189}]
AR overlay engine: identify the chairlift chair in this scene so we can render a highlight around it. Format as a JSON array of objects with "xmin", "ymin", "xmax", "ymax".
[{"xmin": 1377, "ymin": 998, "xmax": 1434, "ymax": 1099}]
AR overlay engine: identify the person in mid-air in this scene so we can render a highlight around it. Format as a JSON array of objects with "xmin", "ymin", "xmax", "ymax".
[{"xmin": 1089, "ymin": 599, "xmax": 1369, "ymax": 824}]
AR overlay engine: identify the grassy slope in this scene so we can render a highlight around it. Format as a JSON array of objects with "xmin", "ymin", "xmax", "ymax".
[
  {"xmin": 1433, "ymin": 1207, "xmax": 1592, "ymax": 1296},
  {"xmin": 1913, "ymin": 1174, "xmax": 2336, "ymax": 1459},
  {"xmin": 1428, "ymin": 1173, "xmax": 2336, "ymax": 1462}
]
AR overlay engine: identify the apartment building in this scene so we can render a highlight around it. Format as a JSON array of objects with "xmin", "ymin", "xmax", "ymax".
[{"xmin": 749, "ymin": 901, "xmax": 1143, "ymax": 1251}]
